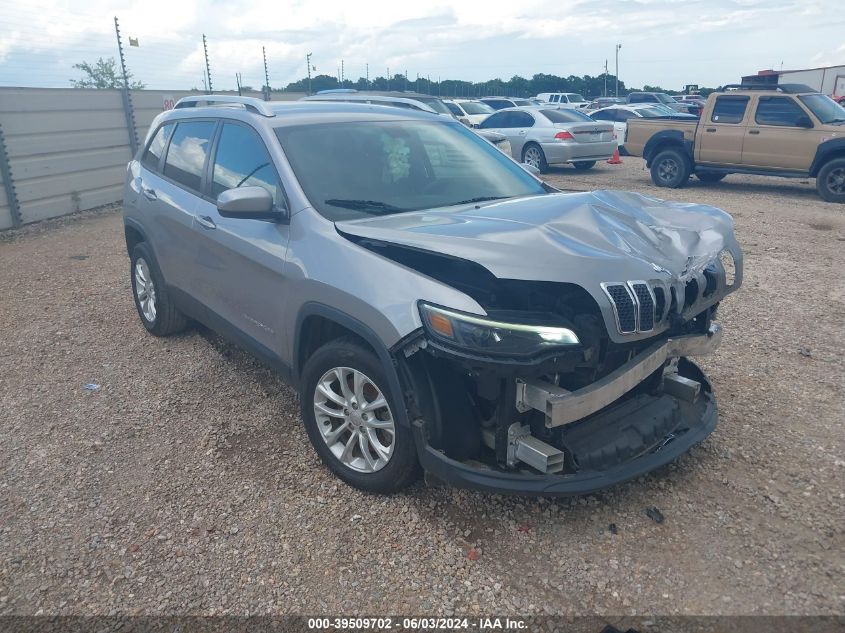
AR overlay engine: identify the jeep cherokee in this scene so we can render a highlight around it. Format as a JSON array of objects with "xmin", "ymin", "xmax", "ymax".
[{"xmin": 123, "ymin": 95, "xmax": 743, "ymax": 495}]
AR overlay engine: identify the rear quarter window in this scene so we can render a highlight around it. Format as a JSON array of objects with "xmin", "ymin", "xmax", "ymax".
[{"xmin": 141, "ymin": 123, "xmax": 174, "ymax": 171}]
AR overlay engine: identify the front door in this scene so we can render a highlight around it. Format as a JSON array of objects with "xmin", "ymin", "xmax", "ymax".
[
  {"xmin": 741, "ymin": 96, "xmax": 817, "ymax": 170},
  {"xmin": 189, "ymin": 121, "xmax": 291, "ymax": 357},
  {"xmin": 696, "ymin": 95, "xmax": 749, "ymax": 165}
]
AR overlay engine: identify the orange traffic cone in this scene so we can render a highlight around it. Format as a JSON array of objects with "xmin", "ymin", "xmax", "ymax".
[{"xmin": 607, "ymin": 147, "xmax": 623, "ymax": 165}]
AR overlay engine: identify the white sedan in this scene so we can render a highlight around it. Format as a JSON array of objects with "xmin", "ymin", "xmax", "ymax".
[
  {"xmin": 589, "ymin": 104, "xmax": 697, "ymax": 150},
  {"xmin": 442, "ymin": 99, "xmax": 497, "ymax": 127}
]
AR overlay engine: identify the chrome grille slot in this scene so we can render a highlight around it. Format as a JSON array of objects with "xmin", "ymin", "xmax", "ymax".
[
  {"xmin": 603, "ymin": 283, "xmax": 637, "ymax": 333},
  {"xmin": 630, "ymin": 282, "xmax": 655, "ymax": 331}
]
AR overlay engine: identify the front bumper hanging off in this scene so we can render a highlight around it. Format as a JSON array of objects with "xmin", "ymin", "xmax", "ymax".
[{"xmin": 414, "ymin": 324, "xmax": 723, "ymax": 496}]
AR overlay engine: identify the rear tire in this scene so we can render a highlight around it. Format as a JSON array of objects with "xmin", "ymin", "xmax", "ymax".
[
  {"xmin": 696, "ymin": 172, "xmax": 727, "ymax": 183},
  {"xmin": 572, "ymin": 161, "xmax": 596, "ymax": 170},
  {"xmin": 130, "ymin": 243, "xmax": 187, "ymax": 336},
  {"xmin": 816, "ymin": 158, "xmax": 845, "ymax": 203},
  {"xmin": 650, "ymin": 148, "xmax": 691, "ymax": 188},
  {"xmin": 522, "ymin": 143, "xmax": 549, "ymax": 173},
  {"xmin": 300, "ymin": 338, "xmax": 420, "ymax": 494}
]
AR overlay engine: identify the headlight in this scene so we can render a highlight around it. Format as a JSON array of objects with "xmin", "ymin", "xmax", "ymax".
[{"xmin": 419, "ymin": 302, "xmax": 580, "ymax": 357}]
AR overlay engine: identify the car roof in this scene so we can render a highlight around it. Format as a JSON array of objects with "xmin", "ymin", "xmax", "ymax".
[{"xmin": 157, "ymin": 100, "xmax": 443, "ymax": 128}]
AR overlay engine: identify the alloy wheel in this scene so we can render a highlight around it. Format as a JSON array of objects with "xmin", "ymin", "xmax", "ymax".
[
  {"xmin": 313, "ymin": 366, "xmax": 396, "ymax": 473},
  {"xmin": 657, "ymin": 158, "xmax": 679, "ymax": 183},
  {"xmin": 523, "ymin": 147, "xmax": 542, "ymax": 169},
  {"xmin": 134, "ymin": 257, "xmax": 157, "ymax": 322},
  {"xmin": 826, "ymin": 167, "xmax": 845, "ymax": 195}
]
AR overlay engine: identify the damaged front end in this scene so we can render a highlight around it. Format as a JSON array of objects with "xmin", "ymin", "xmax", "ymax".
[{"xmin": 340, "ymin": 190, "xmax": 742, "ymax": 495}]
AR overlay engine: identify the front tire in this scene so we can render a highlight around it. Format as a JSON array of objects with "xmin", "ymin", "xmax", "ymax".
[
  {"xmin": 522, "ymin": 143, "xmax": 549, "ymax": 173},
  {"xmin": 650, "ymin": 148, "xmax": 691, "ymax": 188},
  {"xmin": 300, "ymin": 338, "xmax": 420, "ymax": 494},
  {"xmin": 816, "ymin": 158, "xmax": 845, "ymax": 203},
  {"xmin": 572, "ymin": 161, "xmax": 596, "ymax": 170},
  {"xmin": 130, "ymin": 243, "xmax": 187, "ymax": 336}
]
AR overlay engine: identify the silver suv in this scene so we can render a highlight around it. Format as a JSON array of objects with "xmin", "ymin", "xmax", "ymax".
[{"xmin": 123, "ymin": 95, "xmax": 742, "ymax": 495}]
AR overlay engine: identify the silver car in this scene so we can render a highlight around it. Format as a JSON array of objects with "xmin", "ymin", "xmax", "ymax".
[
  {"xmin": 122, "ymin": 95, "xmax": 742, "ymax": 496},
  {"xmin": 478, "ymin": 107, "xmax": 617, "ymax": 172}
]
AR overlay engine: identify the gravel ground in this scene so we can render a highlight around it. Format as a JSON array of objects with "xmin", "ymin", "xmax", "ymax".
[{"xmin": 0, "ymin": 160, "xmax": 843, "ymax": 619}]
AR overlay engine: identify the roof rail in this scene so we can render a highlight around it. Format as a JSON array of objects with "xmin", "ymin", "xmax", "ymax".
[
  {"xmin": 720, "ymin": 83, "xmax": 816, "ymax": 94},
  {"xmin": 174, "ymin": 95, "xmax": 275, "ymax": 117}
]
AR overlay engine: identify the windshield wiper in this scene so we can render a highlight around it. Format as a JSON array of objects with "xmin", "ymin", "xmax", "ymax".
[
  {"xmin": 449, "ymin": 195, "xmax": 510, "ymax": 206},
  {"xmin": 324, "ymin": 199, "xmax": 407, "ymax": 214}
]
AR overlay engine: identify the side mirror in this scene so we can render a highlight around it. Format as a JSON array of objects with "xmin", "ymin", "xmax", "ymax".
[
  {"xmin": 796, "ymin": 115, "xmax": 813, "ymax": 128},
  {"xmin": 521, "ymin": 162, "xmax": 541, "ymax": 176},
  {"xmin": 216, "ymin": 186, "xmax": 284, "ymax": 221}
]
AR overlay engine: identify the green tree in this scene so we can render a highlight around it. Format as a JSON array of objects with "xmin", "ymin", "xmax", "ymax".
[{"xmin": 70, "ymin": 57, "xmax": 145, "ymax": 89}]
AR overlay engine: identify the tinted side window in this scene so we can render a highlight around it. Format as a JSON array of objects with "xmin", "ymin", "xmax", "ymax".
[
  {"xmin": 483, "ymin": 100, "xmax": 510, "ymax": 110},
  {"xmin": 163, "ymin": 121, "xmax": 216, "ymax": 191},
  {"xmin": 591, "ymin": 109, "xmax": 615, "ymax": 121},
  {"xmin": 616, "ymin": 110, "xmax": 636, "ymax": 121},
  {"xmin": 212, "ymin": 124, "xmax": 283, "ymax": 206},
  {"xmin": 550, "ymin": 95, "xmax": 560, "ymax": 103},
  {"xmin": 510, "ymin": 112, "xmax": 534, "ymax": 127},
  {"xmin": 445, "ymin": 102, "xmax": 463, "ymax": 117},
  {"xmin": 141, "ymin": 123, "xmax": 173, "ymax": 171},
  {"xmin": 755, "ymin": 97, "xmax": 808, "ymax": 127},
  {"xmin": 711, "ymin": 96, "xmax": 749, "ymax": 124},
  {"xmin": 628, "ymin": 94, "xmax": 644, "ymax": 103},
  {"xmin": 479, "ymin": 111, "xmax": 510, "ymax": 128}
]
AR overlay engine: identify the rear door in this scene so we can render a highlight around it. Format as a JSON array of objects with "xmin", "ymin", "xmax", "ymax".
[
  {"xmin": 143, "ymin": 119, "xmax": 217, "ymax": 292},
  {"xmin": 189, "ymin": 121, "xmax": 291, "ymax": 356},
  {"xmin": 741, "ymin": 96, "xmax": 817, "ymax": 170},
  {"xmin": 697, "ymin": 95, "xmax": 749, "ymax": 165},
  {"xmin": 507, "ymin": 111, "xmax": 535, "ymax": 157}
]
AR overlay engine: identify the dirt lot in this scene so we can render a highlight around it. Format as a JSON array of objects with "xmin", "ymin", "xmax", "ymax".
[{"xmin": 0, "ymin": 159, "xmax": 843, "ymax": 619}]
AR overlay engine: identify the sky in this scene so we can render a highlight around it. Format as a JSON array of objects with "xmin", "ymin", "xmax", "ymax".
[{"xmin": 0, "ymin": 0, "xmax": 844, "ymax": 92}]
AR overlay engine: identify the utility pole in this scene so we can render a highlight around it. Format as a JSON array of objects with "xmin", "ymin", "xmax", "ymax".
[
  {"xmin": 306, "ymin": 53, "xmax": 312, "ymax": 95},
  {"xmin": 366, "ymin": 63, "xmax": 369, "ymax": 88},
  {"xmin": 387, "ymin": 67, "xmax": 390, "ymax": 91},
  {"xmin": 604, "ymin": 60, "xmax": 608, "ymax": 97},
  {"xmin": 341, "ymin": 59, "xmax": 344, "ymax": 87},
  {"xmin": 202, "ymin": 34, "xmax": 213, "ymax": 94},
  {"xmin": 262, "ymin": 46, "xmax": 271, "ymax": 100},
  {"xmin": 615, "ymin": 44, "xmax": 622, "ymax": 97},
  {"xmin": 236, "ymin": 72, "xmax": 242, "ymax": 96},
  {"xmin": 113, "ymin": 16, "xmax": 137, "ymax": 155}
]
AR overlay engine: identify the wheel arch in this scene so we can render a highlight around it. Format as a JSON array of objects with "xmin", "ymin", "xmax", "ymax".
[
  {"xmin": 809, "ymin": 138, "xmax": 845, "ymax": 177},
  {"xmin": 643, "ymin": 130, "xmax": 693, "ymax": 167},
  {"xmin": 124, "ymin": 218, "xmax": 148, "ymax": 256},
  {"xmin": 293, "ymin": 302, "xmax": 414, "ymax": 428}
]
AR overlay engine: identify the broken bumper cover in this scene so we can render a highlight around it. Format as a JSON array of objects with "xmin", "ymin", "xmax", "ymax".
[
  {"xmin": 413, "ymin": 326, "xmax": 722, "ymax": 496},
  {"xmin": 518, "ymin": 323, "xmax": 722, "ymax": 428}
]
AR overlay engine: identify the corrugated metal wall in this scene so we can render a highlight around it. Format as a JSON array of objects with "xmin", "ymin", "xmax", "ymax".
[{"xmin": 0, "ymin": 87, "xmax": 305, "ymax": 230}]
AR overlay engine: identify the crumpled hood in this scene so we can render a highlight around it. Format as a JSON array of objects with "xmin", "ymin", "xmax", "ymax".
[{"xmin": 336, "ymin": 190, "xmax": 741, "ymax": 285}]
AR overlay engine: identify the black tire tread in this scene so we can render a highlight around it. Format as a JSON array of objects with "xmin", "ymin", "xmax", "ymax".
[{"xmin": 130, "ymin": 243, "xmax": 188, "ymax": 337}]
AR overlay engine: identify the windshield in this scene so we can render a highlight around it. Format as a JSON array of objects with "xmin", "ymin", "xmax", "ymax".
[
  {"xmin": 413, "ymin": 96, "xmax": 452, "ymax": 115},
  {"xmin": 655, "ymin": 94, "xmax": 675, "ymax": 104},
  {"xmin": 275, "ymin": 121, "xmax": 546, "ymax": 221},
  {"xmin": 568, "ymin": 94, "xmax": 587, "ymax": 103},
  {"xmin": 650, "ymin": 104, "xmax": 676, "ymax": 115},
  {"xmin": 540, "ymin": 109, "xmax": 593, "ymax": 123},
  {"xmin": 459, "ymin": 101, "xmax": 494, "ymax": 114},
  {"xmin": 798, "ymin": 94, "xmax": 845, "ymax": 124},
  {"xmin": 512, "ymin": 99, "xmax": 532, "ymax": 106}
]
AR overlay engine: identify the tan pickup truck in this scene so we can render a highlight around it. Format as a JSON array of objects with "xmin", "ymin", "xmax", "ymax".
[{"xmin": 625, "ymin": 84, "xmax": 845, "ymax": 203}]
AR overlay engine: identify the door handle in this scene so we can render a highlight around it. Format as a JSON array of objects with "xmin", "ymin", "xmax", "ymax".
[
  {"xmin": 748, "ymin": 129, "xmax": 760, "ymax": 135},
  {"xmin": 141, "ymin": 187, "xmax": 157, "ymax": 201},
  {"xmin": 518, "ymin": 130, "xmax": 526, "ymax": 136},
  {"xmin": 195, "ymin": 215, "xmax": 217, "ymax": 230},
  {"xmin": 705, "ymin": 128, "xmax": 717, "ymax": 133}
]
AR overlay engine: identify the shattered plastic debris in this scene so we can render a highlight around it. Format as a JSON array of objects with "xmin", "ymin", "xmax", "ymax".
[
  {"xmin": 83, "ymin": 383, "xmax": 100, "ymax": 391},
  {"xmin": 608, "ymin": 523, "xmax": 618, "ymax": 535},
  {"xmin": 799, "ymin": 347, "xmax": 812, "ymax": 357},
  {"xmin": 645, "ymin": 507, "xmax": 665, "ymax": 524}
]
